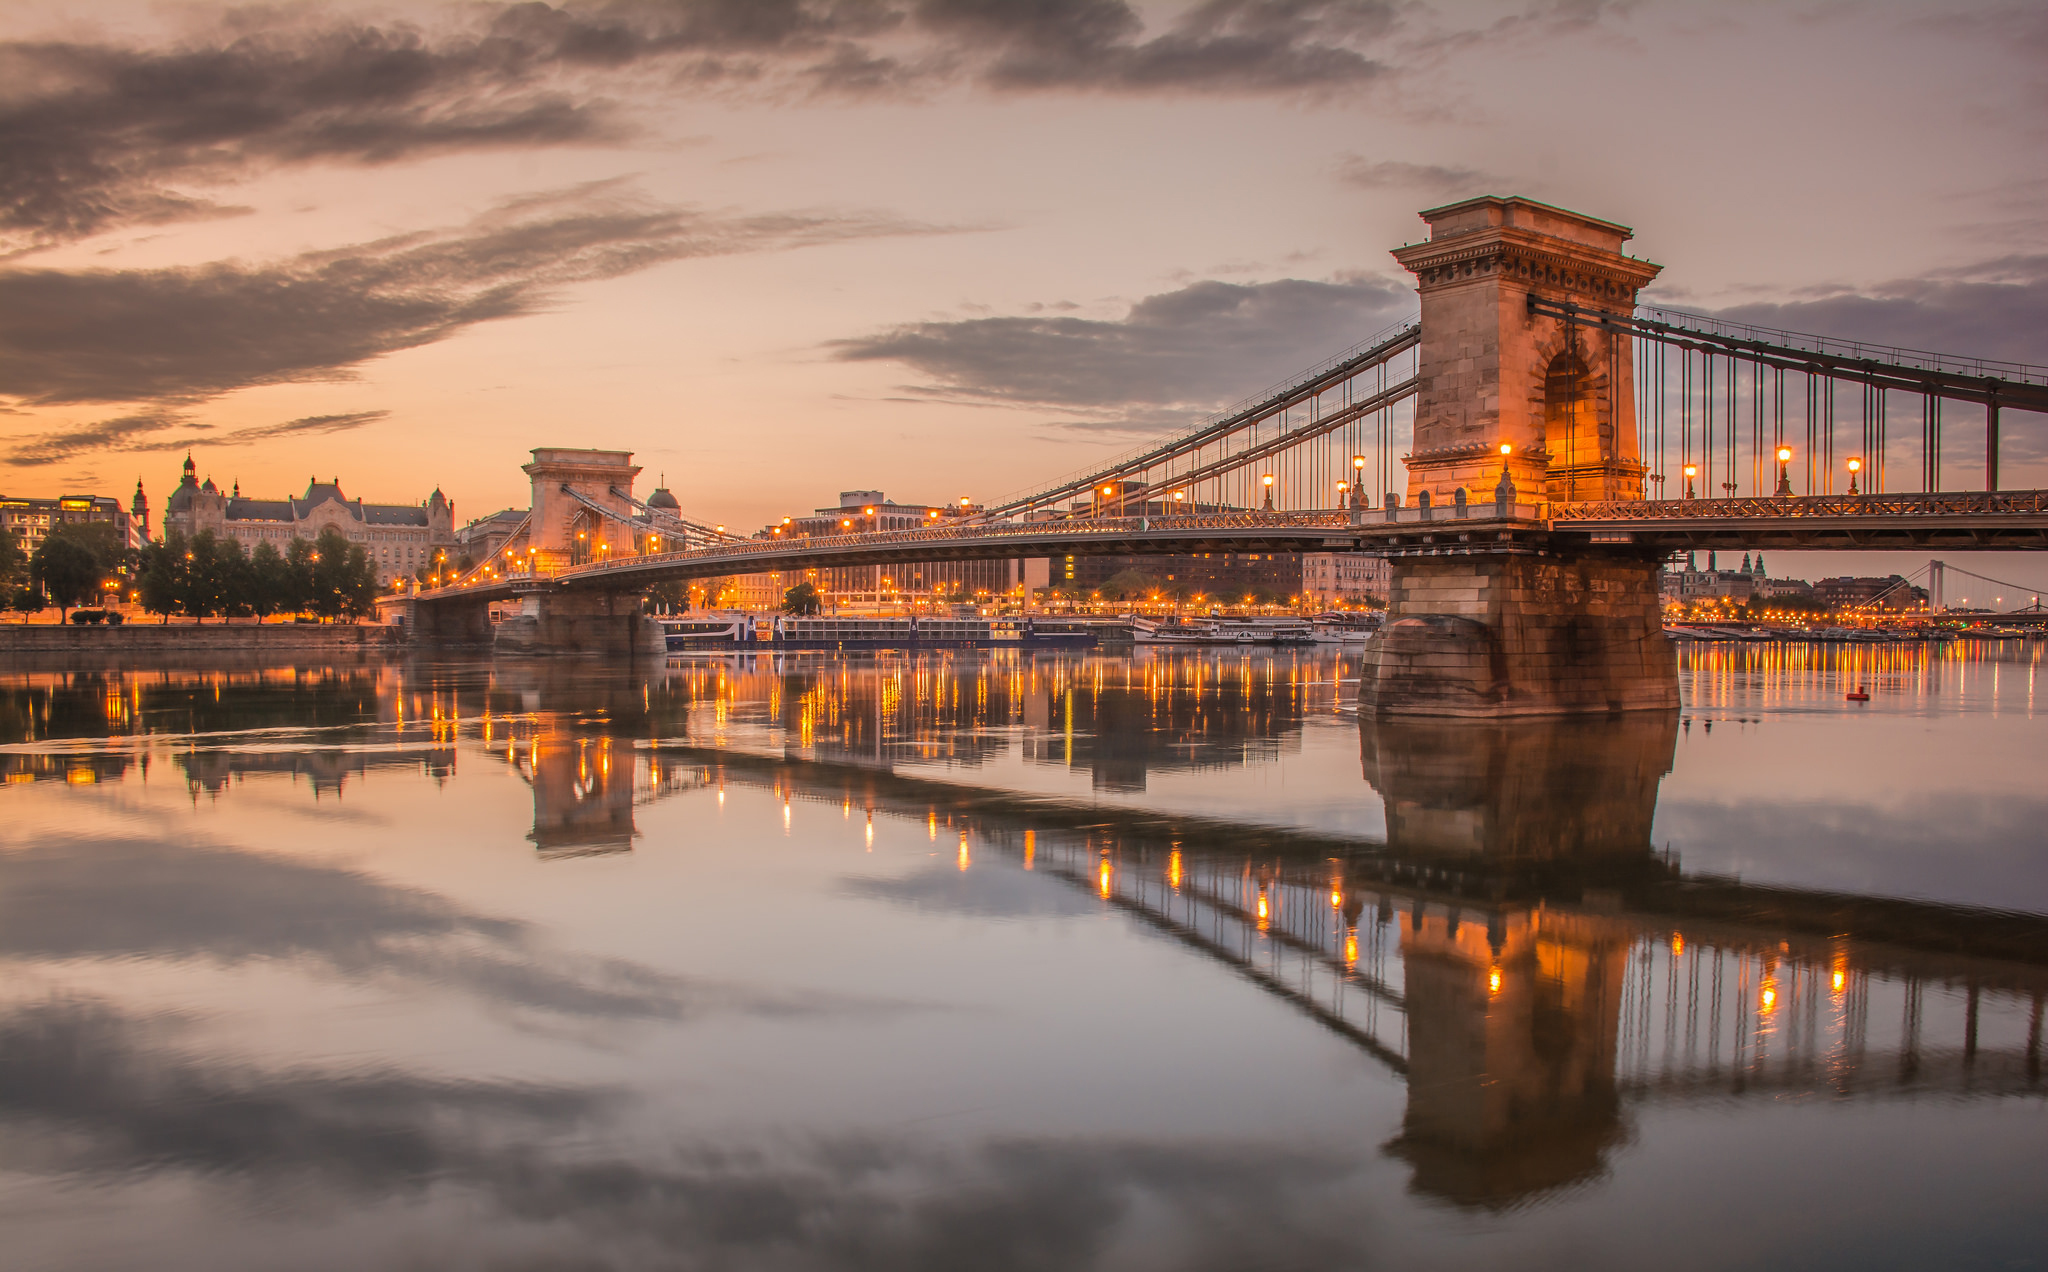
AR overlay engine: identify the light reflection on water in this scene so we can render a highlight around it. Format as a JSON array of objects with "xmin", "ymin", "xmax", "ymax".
[{"xmin": 0, "ymin": 644, "xmax": 2042, "ymax": 1271}]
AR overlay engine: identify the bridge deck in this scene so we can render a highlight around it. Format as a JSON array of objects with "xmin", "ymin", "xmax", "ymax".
[{"xmin": 415, "ymin": 490, "xmax": 2048, "ymax": 603}]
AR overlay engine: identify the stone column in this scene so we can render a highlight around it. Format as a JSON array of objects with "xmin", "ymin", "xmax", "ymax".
[
  {"xmin": 1358, "ymin": 546, "xmax": 1678, "ymax": 716},
  {"xmin": 494, "ymin": 590, "xmax": 665, "ymax": 658}
]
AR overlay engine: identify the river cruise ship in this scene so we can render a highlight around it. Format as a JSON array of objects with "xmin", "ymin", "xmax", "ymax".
[{"xmin": 661, "ymin": 613, "xmax": 1096, "ymax": 652}]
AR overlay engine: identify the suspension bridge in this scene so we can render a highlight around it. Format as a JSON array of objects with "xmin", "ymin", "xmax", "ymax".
[{"xmin": 400, "ymin": 197, "xmax": 2048, "ymax": 714}]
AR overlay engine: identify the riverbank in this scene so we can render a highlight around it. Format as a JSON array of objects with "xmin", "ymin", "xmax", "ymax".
[{"xmin": 0, "ymin": 623, "xmax": 401, "ymax": 657}]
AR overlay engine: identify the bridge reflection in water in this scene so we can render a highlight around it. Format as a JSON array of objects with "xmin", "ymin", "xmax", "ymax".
[
  {"xmin": 599, "ymin": 651, "xmax": 2045, "ymax": 1212},
  {"xmin": 1, "ymin": 651, "xmax": 2039, "ymax": 1212}
]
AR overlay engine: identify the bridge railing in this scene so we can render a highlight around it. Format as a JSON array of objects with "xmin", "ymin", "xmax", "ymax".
[{"xmin": 1552, "ymin": 490, "xmax": 2048, "ymax": 521}]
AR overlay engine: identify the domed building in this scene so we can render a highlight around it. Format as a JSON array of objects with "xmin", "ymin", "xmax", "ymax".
[{"xmin": 161, "ymin": 455, "xmax": 458, "ymax": 586}]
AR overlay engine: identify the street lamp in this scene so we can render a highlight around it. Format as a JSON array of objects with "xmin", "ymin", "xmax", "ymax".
[
  {"xmin": 1775, "ymin": 447, "xmax": 1794, "ymax": 497},
  {"xmin": 1261, "ymin": 473, "xmax": 1275, "ymax": 511},
  {"xmin": 1683, "ymin": 463, "xmax": 1698, "ymax": 500},
  {"xmin": 1352, "ymin": 455, "xmax": 1366, "ymax": 510},
  {"xmin": 1846, "ymin": 456, "xmax": 1863, "ymax": 496}
]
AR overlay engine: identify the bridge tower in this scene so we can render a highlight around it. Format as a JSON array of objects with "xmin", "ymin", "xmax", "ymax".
[
  {"xmin": 1392, "ymin": 197, "xmax": 1661, "ymax": 505},
  {"xmin": 523, "ymin": 448, "xmax": 642, "ymax": 571},
  {"xmin": 493, "ymin": 447, "xmax": 664, "ymax": 658},
  {"xmin": 1364, "ymin": 198, "xmax": 1677, "ymax": 716}
]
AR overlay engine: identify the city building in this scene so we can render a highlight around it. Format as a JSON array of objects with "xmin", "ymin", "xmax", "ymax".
[
  {"xmin": 162, "ymin": 455, "xmax": 458, "ymax": 585},
  {"xmin": 1057, "ymin": 550, "xmax": 1303, "ymax": 602},
  {"xmin": 1813, "ymin": 575, "xmax": 1929, "ymax": 611},
  {"xmin": 457, "ymin": 508, "xmax": 530, "ymax": 565},
  {"xmin": 759, "ymin": 491, "xmax": 1031, "ymax": 607},
  {"xmin": 1300, "ymin": 553, "xmax": 1391, "ymax": 607},
  {"xmin": 1664, "ymin": 551, "xmax": 1765, "ymax": 603},
  {"xmin": 0, "ymin": 488, "xmax": 147, "ymax": 552}
]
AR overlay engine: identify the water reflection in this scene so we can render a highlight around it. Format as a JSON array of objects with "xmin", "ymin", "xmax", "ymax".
[{"xmin": 0, "ymin": 648, "xmax": 2041, "ymax": 1263}]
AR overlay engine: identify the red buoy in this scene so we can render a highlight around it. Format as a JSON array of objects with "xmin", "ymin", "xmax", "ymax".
[{"xmin": 1846, "ymin": 686, "xmax": 1870, "ymax": 701}]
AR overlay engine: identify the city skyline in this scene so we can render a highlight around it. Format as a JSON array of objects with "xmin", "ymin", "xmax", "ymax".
[{"xmin": 1, "ymin": 1, "xmax": 2043, "ymax": 585}]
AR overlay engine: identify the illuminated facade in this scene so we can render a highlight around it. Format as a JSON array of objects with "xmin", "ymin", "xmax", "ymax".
[
  {"xmin": 1300, "ymin": 552, "xmax": 1390, "ymax": 606},
  {"xmin": 0, "ymin": 490, "xmax": 145, "ymax": 551},
  {"xmin": 163, "ymin": 455, "xmax": 457, "ymax": 585},
  {"xmin": 758, "ymin": 491, "xmax": 1031, "ymax": 607}
]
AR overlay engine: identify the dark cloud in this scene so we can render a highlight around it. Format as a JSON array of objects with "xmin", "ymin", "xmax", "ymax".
[
  {"xmin": 0, "ymin": 22, "xmax": 621, "ymax": 254},
  {"xmin": 0, "ymin": 2, "xmax": 1402, "ymax": 251},
  {"xmin": 0, "ymin": 995, "xmax": 1370, "ymax": 1268},
  {"xmin": 0, "ymin": 181, "xmax": 930, "ymax": 410},
  {"xmin": 0, "ymin": 830, "xmax": 847, "ymax": 1021},
  {"xmin": 832, "ymin": 274, "xmax": 1413, "ymax": 428},
  {"xmin": 6, "ymin": 409, "xmax": 388, "ymax": 467},
  {"xmin": 1689, "ymin": 255, "xmax": 2048, "ymax": 372}
]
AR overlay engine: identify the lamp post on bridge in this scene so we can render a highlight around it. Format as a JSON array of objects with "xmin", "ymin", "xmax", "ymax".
[
  {"xmin": 1847, "ymin": 456, "xmax": 1863, "ymax": 496},
  {"xmin": 1261, "ymin": 473, "xmax": 1275, "ymax": 512},
  {"xmin": 1683, "ymin": 464, "xmax": 1697, "ymax": 500},
  {"xmin": 1775, "ymin": 447, "xmax": 1795, "ymax": 497}
]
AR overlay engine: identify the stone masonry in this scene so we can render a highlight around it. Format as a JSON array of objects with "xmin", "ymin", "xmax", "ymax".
[
  {"xmin": 1390, "ymin": 197, "xmax": 1662, "ymax": 506},
  {"xmin": 1358, "ymin": 549, "xmax": 1679, "ymax": 717}
]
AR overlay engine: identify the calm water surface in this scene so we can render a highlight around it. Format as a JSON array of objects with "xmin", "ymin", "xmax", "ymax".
[{"xmin": 1, "ymin": 644, "xmax": 2043, "ymax": 1271}]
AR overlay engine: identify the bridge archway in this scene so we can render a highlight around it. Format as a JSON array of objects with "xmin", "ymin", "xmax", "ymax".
[
  {"xmin": 1541, "ymin": 347, "xmax": 1614, "ymax": 502},
  {"xmin": 568, "ymin": 508, "xmax": 602, "ymax": 567}
]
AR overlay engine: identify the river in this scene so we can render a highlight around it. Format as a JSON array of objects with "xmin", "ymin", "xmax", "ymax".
[{"xmin": 0, "ymin": 643, "xmax": 2042, "ymax": 1270}]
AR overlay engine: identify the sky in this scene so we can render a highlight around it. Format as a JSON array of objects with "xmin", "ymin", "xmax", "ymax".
[{"xmin": 0, "ymin": 0, "xmax": 2043, "ymax": 585}]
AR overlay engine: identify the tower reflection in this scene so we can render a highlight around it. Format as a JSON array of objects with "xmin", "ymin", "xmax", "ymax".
[{"xmin": 1363, "ymin": 713, "xmax": 1673, "ymax": 1200}]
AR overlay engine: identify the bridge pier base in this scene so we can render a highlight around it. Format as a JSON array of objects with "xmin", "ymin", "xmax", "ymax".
[
  {"xmin": 409, "ymin": 595, "xmax": 494, "ymax": 647},
  {"xmin": 494, "ymin": 591, "xmax": 665, "ymax": 659},
  {"xmin": 1359, "ymin": 547, "xmax": 1678, "ymax": 717}
]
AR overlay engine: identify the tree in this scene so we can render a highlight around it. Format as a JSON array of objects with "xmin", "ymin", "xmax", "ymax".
[
  {"xmin": 303, "ymin": 528, "xmax": 375, "ymax": 620},
  {"xmin": 247, "ymin": 542, "xmax": 293, "ymax": 620},
  {"xmin": 7, "ymin": 585, "xmax": 45, "ymax": 622},
  {"xmin": 175, "ymin": 530, "xmax": 228, "ymax": 621},
  {"xmin": 1100, "ymin": 569, "xmax": 1162, "ymax": 602},
  {"xmin": 701, "ymin": 576, "xmax": 738, "ymax": 609},
  {"xmin": 646, "ymin": 579, "xmax": 689, "ymax": 614},
  {"xmin": 781, "ymin": 581, "xmax": 822, "ymax": 616},
  {"xmin": 136, "ymin": 535, "xmax": 183, "ymax": 622},
  {"xmin": 30, "ymin": 534, "xmax": 102, "ymax": 619},
  {"xmin": 0, "ymin": 529, "xmax": 24, "ymax": 595}
]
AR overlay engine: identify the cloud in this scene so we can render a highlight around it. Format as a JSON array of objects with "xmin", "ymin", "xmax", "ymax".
[
  {"xmin": 0, "ymin": 829, "xmax": 846, "ymax": 1021},
  {"xmin": 914, "ymin": 0, "xmax": 1397, "ymax": 92},
  {"xmin": 1335, "ymin": 156, "xmax": 1495, "ymax": 198},
  {"xmin": 5, "ymin": 409, "xmax": 388, "ymax": 467},
  {"xmin": 0, "ymin": 181, "xmax": 932, "ymax": 413},
  {"xmin": 1688, "ymin": 255, "xmax": 2048, "ymax": 372},
  {"xmin": 0, "ymin": 2, "xmax": 1409, "ymax": 251},
  {"xmin": 0, "ymin": 20, "xmax": 629, "ymax": 254},
  {"xmin": 0, "ymin": 996, "xmax": 1371, "ymax": 1269},
  {"xmin": 832, "ymin": 274, "xmax": 1414, "ymax": 428}
]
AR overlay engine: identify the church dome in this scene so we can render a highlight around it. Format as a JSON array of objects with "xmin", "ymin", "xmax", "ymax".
[
  {"xmin": 647, "ymin": 486, "xmax": 681, "ymax": 511},
  {"xmin": 200, "ymin": 477, "xmax": 218, "ymax": 495}
]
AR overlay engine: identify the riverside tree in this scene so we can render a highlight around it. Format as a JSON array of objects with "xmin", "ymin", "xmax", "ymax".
[
  {"xmin": 780, "ymin": 581, "xmax": 822, "ymax": 615},
  {"xmin": 30, "ymin": 524, "xmax": 120, "ymax": 619},
  {"xmin": 135, "ymin": 526, "xmax": 376, "ymax": 622}
]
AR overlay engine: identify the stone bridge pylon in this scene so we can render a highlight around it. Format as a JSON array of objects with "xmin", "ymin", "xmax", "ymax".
[
  {"xmin": 407, "ymin": 447, "xmax": 665, "ymax": 657},
  {"xmin": 1363, "ymin": 197, "xmax": 1678, "ymax": 716}
]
